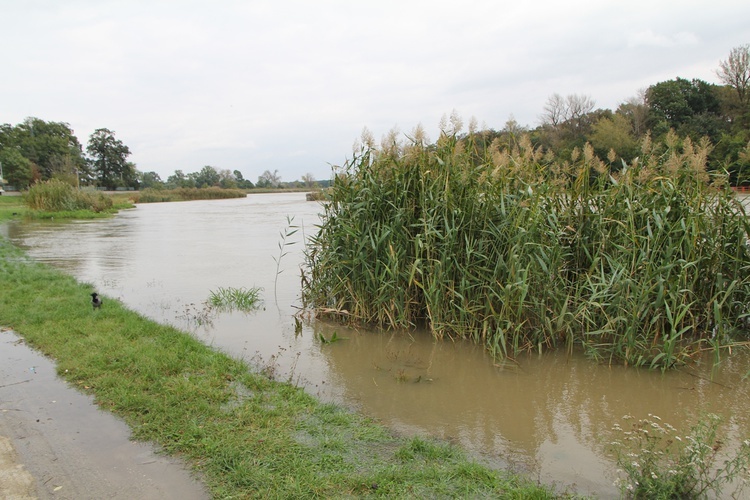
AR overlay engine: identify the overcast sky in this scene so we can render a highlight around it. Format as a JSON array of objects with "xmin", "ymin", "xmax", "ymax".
[{"xmin": 2, "ymin": 1, "xmax": 749, "ymax": 183}]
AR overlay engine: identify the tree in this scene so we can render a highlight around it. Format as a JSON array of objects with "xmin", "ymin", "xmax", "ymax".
[
  {"xmin": 616, "ymin": 92, "xmax": 649, "ymax": 138},
  {"xmin": 0, "ymin": 148, "xmax": 34, "ymax": 189},
  {"xmin": 588, "ymin": 114, "xmax": 638, "ymax": 163},
  {"xmin": 86, "ymin": 128, "xmax": 133, "ymax": 190},
  {"xmin": 166, "ymin": 169, "xmax": 194, "ymax": 188},
  {"xmin": 194, "ymin": 165, "xmax": 220, "ymax": 188},
  {"xmin": 540, "ymin": 93, "xmax": 567, "ymax": 127},
  {"xmin": 139, "ymin": 171, "xmax": 163, "ymax": 189},
  {"xmin": 540, "ymin": 93, "xmax": 596, "ymax": 131},
  {"xmin": 0, "ymin": 118, "xmax": 86, "ymax": 182},
  {"xmin": 257, "ymin": 169, "xmax": 281, "ymax": 188},
  {"xmin": 218, "ymin": 169, "xmax": 237, "ymax": 189},
  {"xmin": 539, "ymin": 93, "xmax": 598, "ymax": 155},
  {"xmin": 717, "ymin": 44, "xmax": 750, "ymax": 106},
  {"xmin": 301, "ymin": 172, "xmax": 317, "ymax": 188},
  {"xmin": 232, "ymin": 169, "xmax": 254, "ymax": 189},
  {"xmin": 645, "ymin": 78, "xmax": 724, "ymax": 141}
]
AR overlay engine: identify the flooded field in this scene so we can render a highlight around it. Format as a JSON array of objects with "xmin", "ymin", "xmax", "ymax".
[{"xmin": 3, "ymin": 192, "xmax": 749, "ymax": 497}]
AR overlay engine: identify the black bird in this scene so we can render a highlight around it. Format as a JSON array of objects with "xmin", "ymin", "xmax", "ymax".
[{"xmin": 91, "ymin": 292, "xmax": 103, "ymax": 310}]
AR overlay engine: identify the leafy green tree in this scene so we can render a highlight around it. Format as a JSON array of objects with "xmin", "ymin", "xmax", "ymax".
[
  {"xmin": 166, "ymin": 169, "xmax": 193, "ymax": 188},
  {"xmin": 588, "ymin": 114, "xmax": 639, "ymax": 163},
  {"xmin": 712, "ymin": 129, "xmax": 750, "ymax": 184},
  {"xmin": 0, "ymin": 148, "xmax": 34, "ymax": 188},
  {"xmin": 139, "ymin": 171, "xmax": 164, "ymax": 189},
  {"xmin": 0, "ymin": 118, "xmax": 86, "ymax": 182},
  {"xmin": 86, "ymin": 128, "xmax": 133, "ymax": 190},
  {"xmin": 645, "ymin": 78, "xmax": 725, "ymax": 141},
  {"xmin": 194, "ymin": 165, "xmax": 220, "ymax": 188},
  {"xmin": 233, "ymin": 169, "xmax": 254, "ymax": 189}
]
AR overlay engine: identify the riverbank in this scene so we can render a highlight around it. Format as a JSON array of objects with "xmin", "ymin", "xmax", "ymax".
[
  {"xmin": 0, "ymin": 237, "xmax": 560, "ymax": 498},
  {"xmin": 0, "ymin": 327, "xmax": 209, "ymax": 499}
]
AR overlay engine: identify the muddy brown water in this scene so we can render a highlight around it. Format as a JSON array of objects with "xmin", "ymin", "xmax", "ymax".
[{"xmin": 3, "ymin": 192, "xmax": 750, "ymax": 497}]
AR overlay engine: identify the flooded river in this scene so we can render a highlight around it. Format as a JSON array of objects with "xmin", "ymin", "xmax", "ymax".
[{"xmin": 3, "ymin": 192, "xmax": 749, "ymax": 497}]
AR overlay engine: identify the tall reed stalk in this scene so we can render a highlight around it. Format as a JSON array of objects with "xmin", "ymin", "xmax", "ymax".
[{"xmin": 303, "ymin": 123, "xmax": 750, "ymax": 369}]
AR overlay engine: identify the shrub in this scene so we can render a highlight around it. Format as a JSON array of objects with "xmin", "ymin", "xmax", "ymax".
[
  {"xmin": 610, "ymin": 414, "xmax": 750, "ymax": 498},
  {"xmin": 23, "ymin": 179, "xmax": 113, "ymax": 212}
]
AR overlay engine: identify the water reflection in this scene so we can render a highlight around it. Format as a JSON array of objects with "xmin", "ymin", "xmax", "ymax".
[{"xmin": 3, "ymin": 192, "xmax": 749, "ymax": 497}]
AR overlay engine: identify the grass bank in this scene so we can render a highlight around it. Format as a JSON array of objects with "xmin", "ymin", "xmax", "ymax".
[
  {"xmin": 0, "ymin": 195, "xmax": 27, "ymax": 220},
  {"xmin": 0, "ymin": 183, "xmax": 135, "ymax": 221},
  {"xmin": 136, "ymin": 187, "xmax": 247, "ymax": 202},
  {"xmin": 0, "ymin": 238, "xmax": 559, "ymax": 498}
]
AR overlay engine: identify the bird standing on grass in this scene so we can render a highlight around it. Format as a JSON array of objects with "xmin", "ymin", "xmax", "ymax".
[{"xmin": 91, "ymin": 292, "xmax": 103, "ymax": 310}]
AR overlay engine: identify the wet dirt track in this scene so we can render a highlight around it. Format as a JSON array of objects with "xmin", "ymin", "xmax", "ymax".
[{"xmin": 0, "ymin": 328, "xmax": 209, "ymax": 500}]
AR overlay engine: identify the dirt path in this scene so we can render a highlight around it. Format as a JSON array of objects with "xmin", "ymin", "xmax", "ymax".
[{"xmin": 0, "ymin": 328, "xmax": 209, "ymax": 499}]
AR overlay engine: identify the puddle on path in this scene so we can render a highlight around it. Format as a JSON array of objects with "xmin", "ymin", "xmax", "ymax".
[{"xmin": 0, "ymin": 329, "xmax": 208, "ymax": 499}]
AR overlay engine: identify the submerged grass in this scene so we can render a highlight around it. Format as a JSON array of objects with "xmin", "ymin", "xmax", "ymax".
[
  {"xmin": 208, "ymin": 286, "xmax": 263, "ymax": 311},
  {"xmin": 0, "ymin": 237, "xmax": 559, "ymax": 498},
  {"xmin": 303, "ymin": 124, "xmax": 750, "ymax": 370}
]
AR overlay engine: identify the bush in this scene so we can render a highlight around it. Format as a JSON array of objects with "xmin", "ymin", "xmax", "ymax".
[
  {"xmin": 611, "ymin": 414, "xmax": 750, "ymax": 498},
  {"xmin": 23, "ymin": 179, "xmax": 113, "ymax": 212}
]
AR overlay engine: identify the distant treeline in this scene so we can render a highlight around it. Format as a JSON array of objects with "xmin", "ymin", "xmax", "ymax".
[{"xmin": 2, "ymin": 45, "xmax": 748, "ymax": 190}]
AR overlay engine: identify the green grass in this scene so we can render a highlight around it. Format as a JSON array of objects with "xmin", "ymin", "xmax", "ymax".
[
  {"xmin": 0, "ymin": 237, "xmax": 561, "ymax": 499},
  {"xmin": 0, "ymin": 195, "xmax": 27, "ymax": 221},
  {"xmin": 208, "ymin": 286, "xmax": 263, "ymax": 311},
  {"xmin": 0, "ymin": 187, "xmax": 134, "ymax": 221}
]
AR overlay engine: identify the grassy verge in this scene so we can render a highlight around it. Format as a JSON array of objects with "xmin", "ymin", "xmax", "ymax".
[
  {"xmin": 0, "ymin": 195, "xmax": 27, "ymax": 221},
  {"xmin": 0, "ymin": 237, "xmax": 560, "ymax": 498},
  {"xmin": 0, "ymin": 190, "xmax": 134, "ymax": 221}
]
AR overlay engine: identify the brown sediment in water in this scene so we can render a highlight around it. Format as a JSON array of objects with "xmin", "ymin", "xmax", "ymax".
[{"xmin": 4, "ymin": 192, "xmax": 750, "ymax": 497}]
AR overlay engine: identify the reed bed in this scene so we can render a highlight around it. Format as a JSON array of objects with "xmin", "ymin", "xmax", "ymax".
[
  {"xmin": 136, "ymin": 187, "xmax": 246, "ymax": 203},
  {"xmin": 303, "ymin": 125, "xmax": 750, "ymax": 369},
  {"xmin": 23, "ymin": 179, "xmax": 114, "ymax": 212}
]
